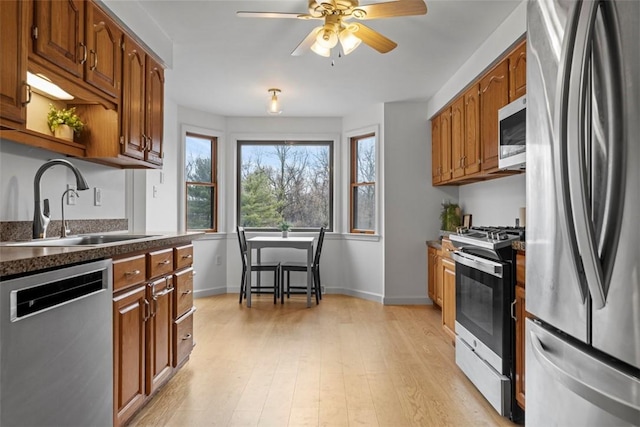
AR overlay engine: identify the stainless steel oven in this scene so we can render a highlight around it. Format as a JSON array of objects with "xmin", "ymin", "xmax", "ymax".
[{"xmin": 449, "ymin": 226, "xmax": 523, "ymax": 422}]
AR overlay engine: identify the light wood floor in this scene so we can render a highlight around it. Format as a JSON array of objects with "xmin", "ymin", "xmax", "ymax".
[{"xmin": 129, "ymin": 294, "xmax": 517, "ymax": 427}]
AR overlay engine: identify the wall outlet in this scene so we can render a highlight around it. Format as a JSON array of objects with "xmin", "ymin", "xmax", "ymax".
[
  {"xmin": 94, "ymin": 187, "xmax": 102, "ymax": 206},
  {"xmin": 67, "ymin": 184, "xmax": 77, "ymax": 205},
  {"xmin": 216, "ymin": 255, "xmax": 222, "ymax": 265},
  {"xmin": 153, "ymin": 185, "xmax": 158, "ymax": 198}
]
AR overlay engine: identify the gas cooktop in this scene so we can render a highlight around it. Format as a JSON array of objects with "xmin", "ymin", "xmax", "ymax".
[{"xmin": 449, "ymin": 226, "xmax": 525, "ymax": 250}]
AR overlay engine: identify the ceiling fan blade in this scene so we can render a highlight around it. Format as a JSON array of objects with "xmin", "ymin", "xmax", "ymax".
[
  {"xmin": 236, "ymin": 11, "xmax": 314, "ymax": 19},
  {"xmin": 349, "ymin": 23, "xmax": 397, "ymax": 53},
  {"xmin": 291, "ymin": 27, "xmax": 322, "ymax": 56},
  {"xmin": 355, "ymin": 0, "xmax": 427, "ymax": 20}
]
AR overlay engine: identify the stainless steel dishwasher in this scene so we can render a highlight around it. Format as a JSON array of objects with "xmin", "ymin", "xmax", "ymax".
[{"xmin": 0, "ymin": 259, "xmax": 113, "ymax": 427}]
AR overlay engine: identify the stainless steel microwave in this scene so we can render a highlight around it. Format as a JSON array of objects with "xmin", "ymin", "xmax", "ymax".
[{"xmin": 498, "ymin": 95, "xmax": 526, "ymax": 170}]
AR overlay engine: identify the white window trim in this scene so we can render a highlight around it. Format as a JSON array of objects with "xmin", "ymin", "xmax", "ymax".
[{"xmin": 230, "ymin": 132, "xmax": 341, "ymax": 233}]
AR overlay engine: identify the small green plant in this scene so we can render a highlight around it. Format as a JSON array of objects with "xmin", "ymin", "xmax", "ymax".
[
  {"xmin": 278, "ymin": 221, "xmax": 291, "ymax": 232},
  {"xmin": 47, "ymin": 105, "xmax": 85, "ymax": 134},
  {"xmin": 440, "ymin": 201, "xmax": 461, "ymax": 232}
]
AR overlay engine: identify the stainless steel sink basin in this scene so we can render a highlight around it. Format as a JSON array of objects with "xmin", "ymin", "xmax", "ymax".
[{"xmin": 5, "ymin": 234, "xmax": 158, "ymax": 247}]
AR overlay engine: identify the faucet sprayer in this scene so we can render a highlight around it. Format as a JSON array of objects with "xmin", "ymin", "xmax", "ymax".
[{"xmin": 33, "ymin": 159, "xmax": 89, "ymax": 239}]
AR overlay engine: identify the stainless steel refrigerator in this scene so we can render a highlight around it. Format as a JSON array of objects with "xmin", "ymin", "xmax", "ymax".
[{"xmin": 526, "ymin": 0, "xmax": 639, "ymax": 425}]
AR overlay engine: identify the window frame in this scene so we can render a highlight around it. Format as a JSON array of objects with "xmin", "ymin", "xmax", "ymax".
[
  {"xmin": 236, "ymin": 140, "xmax": 334, "ymax": 232},
  {"xmin": 350, "ymin": 132, "xmax": 376, "ymax": 234},
  {"xmin": 185, "ymin": 132, "xmax": 218, "ymax": 232}
]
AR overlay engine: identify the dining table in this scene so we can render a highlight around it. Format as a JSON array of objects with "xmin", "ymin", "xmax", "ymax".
[{"xmin": 245, "ymin": 236, "xmax": 315, "ymax": 308}]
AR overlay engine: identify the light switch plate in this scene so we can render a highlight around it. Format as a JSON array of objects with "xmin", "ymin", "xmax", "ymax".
[{"xmin": 94, "ymin": 187, "xmax": 102, "ymax": 206}]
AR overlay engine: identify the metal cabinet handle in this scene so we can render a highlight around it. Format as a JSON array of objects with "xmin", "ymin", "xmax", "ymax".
[
  {"xmin": 22, "ymin": 83, "xmax": 32, "ymax": 106},
  {"xmin": 182, "ymin": 254, "xmax": 193, "ymax": 259},
  {"xmin": 510, "ymin": 299, "xmax": 517, "ymax": 321},
  {"xmin": 140, "ymin": 134, "xmax": 148, "ymax": 151},
  {"xmin": 143, "ymin": 298, "xmax": 150, "ymax": 321},
  {"xmin": 79, "ymin": 42, "xmax": 87, "ymax": 64},
  {"xmin": 182, "ymin": 333, "xmax": 192, "ymax": 341},
  {"xmin": 90, "ymin": 49, "xmax": 98, "ymax": 70},
  {"xmin": 159, "ymin": 259, "xmax": 171, "ymax": 265},
  {"xmin": 124, "ymin": 269, "xmax": 141, "ymax": 277},
  {"xmin": 182, "ymin": 289, "xmax": 192, "ymax": 295}
]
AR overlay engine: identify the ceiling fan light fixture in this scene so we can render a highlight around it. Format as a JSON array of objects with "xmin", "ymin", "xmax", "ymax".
[
  {"xmin": 315, "ymin": 26, "xmax": 338, "ymax": 49},
  {"xmin": 338, "ymin": 28, "xmax": 361, "ymax": 55},
  {"xmin": 310, "ymin": 41, "xmax": 332, "ymax": 57},
  {"xmin": 267, "ymin": 88, "xmax": 283, "ymax": 115}
]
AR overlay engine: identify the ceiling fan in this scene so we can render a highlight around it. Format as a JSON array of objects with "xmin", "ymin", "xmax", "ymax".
[{"xmin": 237, "ymin": 0, "xmax": 428, "ymax": 57}]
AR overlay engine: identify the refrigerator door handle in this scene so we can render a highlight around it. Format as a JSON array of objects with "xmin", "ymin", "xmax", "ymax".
[
  {"xmin": 567, "ymin": 0, "xmax": 625, "ymax": 310},
  {"xmin": 554, "ymin": 0, "xmax": 588, "ymax": 304},
  {"xmin": 530, "ymin": 331, "xmax": 640, "ymax": 425}
]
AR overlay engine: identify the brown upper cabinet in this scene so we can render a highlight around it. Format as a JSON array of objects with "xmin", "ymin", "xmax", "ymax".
[
  {"xmin": 479, "ymin": 58, "xmax": 509, "ymax": 172},
  {"xmin": 121, "ymin": 36, "xmax": 165, "ymax": 167},
  {"xmin": 0, "ymin": 0, "xmax": 164, "ymax": 169},
  {"xmin": 0, "ymin": 0, "xmax": 29, "ymax": 129},
  {"xmin": 431, "ymin": 38, "xmax": 525, "ymax": 186},
  {"xmin": 509, "ymin": 39, "xmax": 527, "ymax": 102},
  {"xmin": 31, "ymin": 0, "xmax": 122, "ymax": 101}
]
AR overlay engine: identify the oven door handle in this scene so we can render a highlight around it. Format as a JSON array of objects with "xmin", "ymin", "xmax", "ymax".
[{"xmin": 452, "ymin": 251, "xmax": 503, "ymax": 278}]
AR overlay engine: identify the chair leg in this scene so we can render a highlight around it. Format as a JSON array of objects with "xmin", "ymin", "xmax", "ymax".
[
  {"xmin": 316, "ymin": 268, "xmax": 322, "ymax": 300},
  {"xmin": 239, "ymin": 268, "xmax": 246, "ymax": 303},
  {"xmin": 287, "ymin": 271, "xmax": 291, "ymax": 298},
  {"xmin": 273, "ymin": 269, "xmax": 278, "ymax": 304},
  {"xmin": 280, "ymin": 268, "xmax": 285, "ymax": 304},
  {"xmin": 313, "ymin": 268, "xmax": 320, "ymax": 304}
]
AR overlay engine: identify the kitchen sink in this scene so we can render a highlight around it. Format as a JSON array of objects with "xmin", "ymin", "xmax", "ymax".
[{"xmin": 5, "ymin": 234, "xmax": 158, "ymax": 247}]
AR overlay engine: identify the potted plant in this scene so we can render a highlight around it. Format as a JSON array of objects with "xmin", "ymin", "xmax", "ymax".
[
  {"xmin": 278, "ymin": 220, "xmax": 291, "ymax": 238},
  {"xmin": 440, "ymin": 201, "xmax": 461, "ymax": 232},
  {"xmin": 47, "ymin": 105, "xmax": 84, "ymax": 141}
]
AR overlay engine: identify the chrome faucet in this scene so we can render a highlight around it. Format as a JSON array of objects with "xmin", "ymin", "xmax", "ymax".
[
  {"xmin": 60, "ymin": 188, "xmax": 79, "ymax": 238},
  {"xmin": 33, "ymin": 159, "xmax": 89, "ymax": 239}
]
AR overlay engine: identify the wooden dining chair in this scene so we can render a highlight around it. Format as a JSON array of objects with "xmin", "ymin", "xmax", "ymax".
[
  {"xmin": 236, "ymin": 226, "xmax": 280, "ymax": 304},
  {"xmin": 280, "ymin": 227, "xmax": 325, "ymax": 304}
]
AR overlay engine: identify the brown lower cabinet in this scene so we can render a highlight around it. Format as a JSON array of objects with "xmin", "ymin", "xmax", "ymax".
[
  {"xmin": 112, "ymin": 244, "xmax": 195, "ymax": 427},
  {"xmin": 514, "ymin": 250, "xmax": 526, "ymax": 410},
  {"xmin": 427, "ymin": 240, "xmax": 456, "ymax": 340}
]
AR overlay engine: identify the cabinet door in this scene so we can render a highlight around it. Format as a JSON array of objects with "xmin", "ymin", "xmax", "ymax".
[
  {"xmin": 113, "ymin": 285, "xmax": 147, "ymax": 425},
  {"xmin": 435, "ymin": 254, "xmax": 443, "ymax": 306},
  {"xmin": 33, "ymin": 0, "xmax": 85, "ymax": 78},
  {"xmin": 144, "ymin": 55, "xmax": 164, "ymax": 166},
  {"xmin": 515, "ymin": 284, "xmax": 526, "ymax": 409},
  {"xmin": 480, "ymin": 59, "xmax": 509, "ymax": 171},
  {"xmin": 464, "ymin": 84, "xmax": 481, "ymax": 175},
  {"xmin": 509, "ymin": 40, "xmax": 527, "ymax": 102},
  {"xmin": 451, "ymin": 97, "xmax": 465, "ymax": 179},
  {"xmin": 439, "ymin": 108, "xmax": 452, "ymax": 183},
  {"xmin": 442, "ymin": 258, "xmax": 456, "ymax": 339},
  {"xmin": 427, "ymin": 247, "xmax": 437, "ymax": 303},
  {"xmin": 85, "ymin": 2, "xmax": 122, "ymax": 98},
  {"xmin": 146, "ymin": 277, "xmax": 174, "ymax": 395},
  {"xmin": 0, "ymin": 0, "xmax": 28, "ymax": 128},
  {"xmin": 121, "ymin": 36, "xmax": 146, "ymax": 160},
  {"xmin": 431, "ymin": 114, "xmax": 442, "ymax": 185}
]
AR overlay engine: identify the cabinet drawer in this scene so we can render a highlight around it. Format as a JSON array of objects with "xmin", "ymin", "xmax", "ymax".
[
  {"xmin": 113, "ymin": 255, "xmax": 146, "ymax": 291},
  {"xmin": 173, "ymin": 308, "xmax": 195, "ymax": 367},
  {"xmin": 516, "ymin": 252, "xmax": 526, "ymax": 287},
  {"xmin": 174, "ymin": 268, "xmax": 194, "ymax": 319},
  {"xmin": 174, "ymin": 245, "xmax": 193, "ymax": 271},
  {"xmin": 148, "ymin": 248, "xmax": 174, "ymax": 279}
]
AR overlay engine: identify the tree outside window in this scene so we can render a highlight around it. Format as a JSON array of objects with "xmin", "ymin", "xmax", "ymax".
[
  {"xmin": 186, "ymin": 133, "xmax": 217, "ymax": 231},
  {"xmin": 350, "ymin": 133, "xmax": 376, "ymax": 233},
  {"xmin": 237, "ymin": 141, "xmax": 333, "ymax": 230}
]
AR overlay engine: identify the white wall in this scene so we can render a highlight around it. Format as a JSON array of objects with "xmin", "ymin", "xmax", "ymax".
[
  {"xmin": 0, "ymin": 139, "xmax": 126, "ymax": 222},
  {"xmin": 458, "ymin": 174, "xmax": 525, "ymax": 226},
  {"xmin": 383, "ymin": 101, "xmax": 458, "ymax": 304}
]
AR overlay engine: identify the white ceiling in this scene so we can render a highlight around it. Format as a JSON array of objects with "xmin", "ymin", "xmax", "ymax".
[{"xmin": 135, "ymin": 0, "xmax": 522, "ymax": 117}]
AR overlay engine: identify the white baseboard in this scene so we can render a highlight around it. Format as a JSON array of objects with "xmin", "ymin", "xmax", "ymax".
[
  {"xmin": 324, "ymin": 287, "xmax": 383, "ymax": 304},
  {"xmin": 194, "ymin": 287, "xmax": 227, "ymax": 298}
]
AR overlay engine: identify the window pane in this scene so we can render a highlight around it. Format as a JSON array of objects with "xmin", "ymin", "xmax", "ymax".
[
  {"xmin": 185, "ymin": 135, "xmax": 212, "ymax": 182},
  {"xmin": 239, "ymin": 142, "xmax": 332, "ymax": 229},
  {"xmin": 187, "ymin": 184, "xmax": 214, "ymax": 230},
  {"xmin": 353, "ymin": 185, "xmax": 375, "ymax": 230},
  {"xmin": 356, "ymin": 136, "xmax": 375, "ymax": 183}
]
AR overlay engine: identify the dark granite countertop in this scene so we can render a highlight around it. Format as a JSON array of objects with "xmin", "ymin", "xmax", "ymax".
[
  {"xmin": 512, "ymin": 241, "xmax": 526, "ymax": 251},
  {"xmin": 426, "ymin": 239, "xmax": 442, "ymax": 249},
  {"xmin": 0, "ymin": 232, "xmax": 205, "ymax": 278}
]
